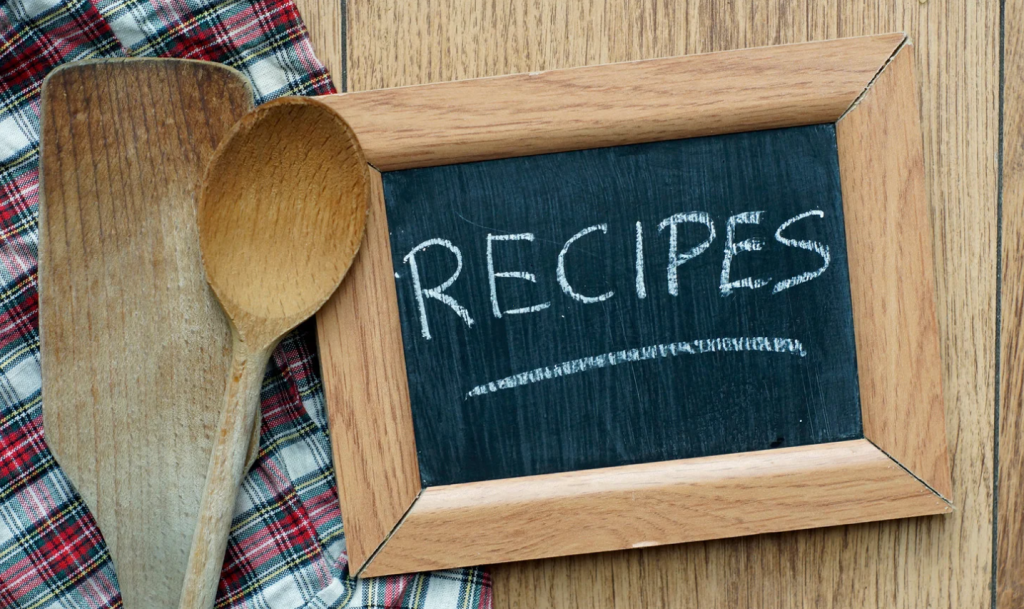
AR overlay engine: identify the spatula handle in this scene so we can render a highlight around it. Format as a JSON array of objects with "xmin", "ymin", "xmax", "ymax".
[{"xmin": 179, "ymin": 338, "xmax": 273, "ymax": 609}]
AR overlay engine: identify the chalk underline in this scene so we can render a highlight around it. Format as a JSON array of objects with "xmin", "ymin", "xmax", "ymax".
[{"xmin": 465, "ymin": 336, "xmax": 807, "ymax": 398}]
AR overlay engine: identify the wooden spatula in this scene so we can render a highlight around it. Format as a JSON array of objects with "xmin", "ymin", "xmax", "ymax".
[{"xmin": 39, "ymin": 58, "xmax": 256, "ymax": 609}]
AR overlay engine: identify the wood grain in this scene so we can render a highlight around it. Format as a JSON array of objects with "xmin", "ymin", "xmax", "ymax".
[
  {"xmin": 997, "ymin": 0, "xmax": 1024, "ymax": 605},
  {"xmin": 39, "ymin": 59, "xmax": 253, "ymax": 609},
  {"xmin": 363, "ymin": 440, "xmax": 949, "ymax": 576},
  {"xmin": 182, "ymin": 97, "xmax": 369, "ymax": 609},
  {"xmin": 338, "ymin": 2, "xmax": 999, "ymax": 608},
  {"xmin": 315, "ymin": 167, "xmax": 421, "ymax": 571},
  {"xmin": 836, "ymin": 45, "xmax": 952, "ymax": 499},
  {"xmin": 320, "ymin": 34, "xmax": 903, "ymax": 171}
]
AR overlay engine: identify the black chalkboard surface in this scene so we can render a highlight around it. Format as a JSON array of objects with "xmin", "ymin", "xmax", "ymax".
[{"xmin": 382, "ymin": 123, "xmax": 862, "ymax": 487}]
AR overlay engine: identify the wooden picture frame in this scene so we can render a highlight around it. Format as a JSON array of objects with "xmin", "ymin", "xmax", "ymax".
[{"xmin": 314, "ymin": 33, "xmax": 952, "ymax": 577}]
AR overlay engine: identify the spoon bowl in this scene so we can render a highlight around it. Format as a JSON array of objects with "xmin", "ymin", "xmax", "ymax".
[
  {"xmin": 199, "ymin": 97, "xmax": 369, "ymax": 347},
  {"xmin": 181, "ymin": 97, "xmax": 368, "ymax": 609}
]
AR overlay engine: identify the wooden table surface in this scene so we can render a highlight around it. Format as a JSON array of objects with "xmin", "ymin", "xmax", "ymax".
[{"xmin": 293, "ymin": 1, "xmax": 1020, "ymax": 607}]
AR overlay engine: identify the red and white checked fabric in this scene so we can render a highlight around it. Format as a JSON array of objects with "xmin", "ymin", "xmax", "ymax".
[{"xmin": 0, "ymin": 1, "xmax": 492, "ymax": 607}]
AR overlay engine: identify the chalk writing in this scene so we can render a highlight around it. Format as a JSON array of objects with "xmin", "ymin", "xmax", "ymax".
[
  {"xmin": 466, "ymin": 336, "xmax": 808, "ymax": 398},
  {"xmin": 557, "ymin": 224, "xmax": 615, "ymax": 304},
  {"xmin": 721, "ymin": 211, "xmax": 771, "ymax": 295},
  {"xmin": 403, "ymin": 238, "xmax": 474, "ymax": 340},
  {"xmin": 772, "ymin": 210, "xmax": 831, "ymax": 293},
  {"xmin": 634, "ymin": 221, "xmax": 647, "ymax": 299},
  {"xmin": 401, "ymin": 210, "xmax": 833, "ymax": 340},
  {"xmin": 487, "ymin": 232, "xmax": 551, "ymax": 317},
  {"xmin": 659, "ymin": 212, "xmax": 715, "ymax": 297}
]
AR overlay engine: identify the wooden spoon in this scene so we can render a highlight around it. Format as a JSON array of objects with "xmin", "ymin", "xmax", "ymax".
[{"xmin": 180, "ymin": 97, "xmax": 369, "ymax": 609}]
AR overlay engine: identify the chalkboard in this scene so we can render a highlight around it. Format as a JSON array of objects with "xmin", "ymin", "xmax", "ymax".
[{"xmin": 382, "ymin": 124, "xmax": 863, "ymax": 487}]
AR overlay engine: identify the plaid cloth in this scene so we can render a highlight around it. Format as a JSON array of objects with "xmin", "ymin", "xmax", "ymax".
[{"xmin": 0, "ymin": 1, "xmax": 492, "ymax": 607}]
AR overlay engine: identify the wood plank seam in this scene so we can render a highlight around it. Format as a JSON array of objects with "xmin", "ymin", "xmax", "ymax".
[{"xmin": 996, "ymin": 0, "xmax": 1023, "ymax": 605}]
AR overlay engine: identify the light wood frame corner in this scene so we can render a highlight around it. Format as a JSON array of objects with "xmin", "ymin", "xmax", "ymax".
[{"xmin": 315, "ymin": 33, "xmax": 952, "ymax": 578}]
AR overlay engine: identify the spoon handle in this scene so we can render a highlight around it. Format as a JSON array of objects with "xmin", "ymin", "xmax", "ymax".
[{"xmin": 180, "ymin": 338, "xmax": 274, "ymax": 609}]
